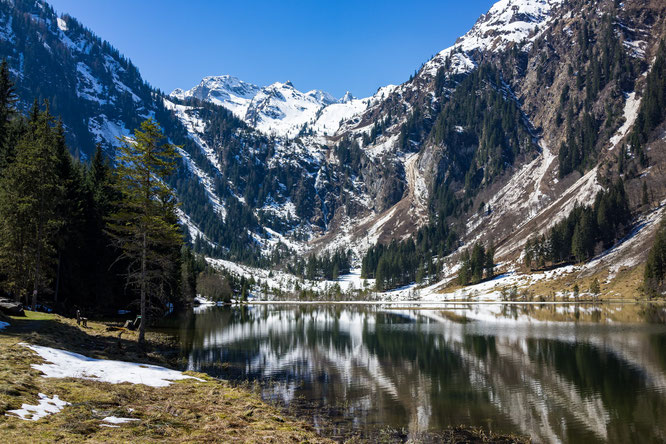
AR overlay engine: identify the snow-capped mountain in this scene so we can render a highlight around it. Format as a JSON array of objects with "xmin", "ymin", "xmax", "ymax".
[
  {"xmin": 171, "ymin": 75, "xmax": 260, "ymax": 119},
  {"xmin": 171, "ymin": 76, "xmax": 370, "ymax": 137},
  {"xmin": 2, "ymin": 0, "xmax": 666, "ymax": 295}
]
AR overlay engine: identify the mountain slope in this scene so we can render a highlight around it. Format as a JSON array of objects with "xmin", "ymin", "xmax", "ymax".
[{"xmin": 2, "ymin": 0, "xmax": 666, "ymax": 295}]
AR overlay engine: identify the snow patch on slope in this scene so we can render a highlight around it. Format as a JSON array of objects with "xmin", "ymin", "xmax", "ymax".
[
  {"xmin": 609, "ymin": 91, "xmax": 641, "ymax": 149},
  {"xmin": 6, "ymin": 393, "xmax": 69, "ymax": 421}
]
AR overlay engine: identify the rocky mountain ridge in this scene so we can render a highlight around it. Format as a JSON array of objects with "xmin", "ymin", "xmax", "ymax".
[
  {"xmin": 171, "ymin": 74, "xmax": 373, "ymax": 138},
  {"xmin": 1, "ymin": 0, "xmax": 665, "ymax": 295}
]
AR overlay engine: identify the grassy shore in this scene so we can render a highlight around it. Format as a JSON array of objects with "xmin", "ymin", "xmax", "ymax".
[
  {"xmin": 0, "ymin": 311, "xmax": 331, "ymax": 443},
  {"xmin": 0, "ymin": 311, "xmax": 529, "ymax": 443}
]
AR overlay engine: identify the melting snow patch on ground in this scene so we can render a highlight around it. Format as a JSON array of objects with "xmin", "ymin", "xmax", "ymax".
[
  {"xmin": 6, "ymin": 393, "xmax": 69, "ymax": 421},
  {"xmin": 23, "ymin": 344, "xmax": 203, "ymax": 388},
  {"xmin": 102, "ymin": 416, "xmax": 140, "ymax": 424}
]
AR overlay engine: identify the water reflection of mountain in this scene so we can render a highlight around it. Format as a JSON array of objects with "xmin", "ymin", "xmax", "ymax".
[{"xmin": 170, "ymin": 305, "xmax": 666, "ymax": 443}]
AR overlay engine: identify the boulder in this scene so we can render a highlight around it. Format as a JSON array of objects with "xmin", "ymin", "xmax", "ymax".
[{"xmin": 0, "ymin": 298, "xmax": 25, "ymax": 316}]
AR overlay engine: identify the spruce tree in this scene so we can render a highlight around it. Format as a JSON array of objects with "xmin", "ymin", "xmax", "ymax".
[
  {"xmin": 107, "ymin": 118, "xmax": 182, "ymax": 344},
  {"xmin": 485, "ymin": 243, "xmax": 495, "ymax": 279},
  {"xmin": 0, "ymin": 59, "xmax": 17, "ymax": 168},
  {"xmin": 0, "ymin": 102, "xmax": 63, "ymax": 309}
]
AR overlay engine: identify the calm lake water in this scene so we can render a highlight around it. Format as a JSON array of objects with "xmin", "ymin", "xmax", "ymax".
[{"xmin": 159, "ymin": 303, "xmax": 666, "ymax": 443}]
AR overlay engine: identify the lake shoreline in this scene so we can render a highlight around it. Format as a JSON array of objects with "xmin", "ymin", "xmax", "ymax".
[
  {"xmin": 0, "ymin": 310, "xmax": 531, "ymax": 443},
  {"xmin": 0, "ymin": 311, "xmax": 332, "ymax": 443}
]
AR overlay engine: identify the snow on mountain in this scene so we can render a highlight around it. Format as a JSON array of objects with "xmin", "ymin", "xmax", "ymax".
[
  {"xmin": 170, "ymin": 75, "xmax": 260, "ymax": 119},
  {"xmin": 244, "ymin": 80, "xmax": 336, "ymax": 137},
  {"xmin": 422, "ymin": 0, "xmax": 562, "ymax": 77},
  {"xmin": 171, "ymin": 76, "xmax": 372, "ymax": 138},
  {"xmin": 457, "ymin": 0, "xmax": 563, "ymax": 51}
]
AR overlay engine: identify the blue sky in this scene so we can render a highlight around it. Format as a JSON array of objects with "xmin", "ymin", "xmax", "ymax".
[{"xmin": 47, "ymin": 0, "xmax": 495, "ymax": 98}]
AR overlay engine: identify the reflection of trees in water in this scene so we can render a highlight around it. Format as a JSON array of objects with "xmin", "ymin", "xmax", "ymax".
[{"xmin": 173, "ymin": 305, "xmax": 666, "ymax": 443}]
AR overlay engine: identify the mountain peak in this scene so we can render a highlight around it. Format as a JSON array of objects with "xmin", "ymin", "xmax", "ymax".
[
  {"xmin": 340, "ymin": 91, "xmax": 355, "ymax": 103},
  {"xmin": 173, "ymin": 75, "xmax": 365, "ymax": 137},
  {"xmin": 421, "ymin": 0, "xmax": 561, "ymax": 78}
]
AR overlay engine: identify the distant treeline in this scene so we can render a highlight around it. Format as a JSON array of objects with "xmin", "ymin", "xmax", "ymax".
[{"xmin": 289, "ymin": 249, "xmax": 352, "ymax": 281}]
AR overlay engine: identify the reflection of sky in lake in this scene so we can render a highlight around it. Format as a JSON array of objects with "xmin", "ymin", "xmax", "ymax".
[{"xmin": 170, "ymin": 304, "xmax": 666, "ymax": 443}]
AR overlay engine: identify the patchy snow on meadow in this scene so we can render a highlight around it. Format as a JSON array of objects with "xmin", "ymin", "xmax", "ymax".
[
  {"xmin": 102, "ymin": 416, "xmax": 140, "ymax": 424},
  {"xmin": 23, "ymin": 344, "xmax": 203, "ymax": 388},
  {"xmin": 5, "ymin": 393, "xmax": 69, "ymax": 421}
]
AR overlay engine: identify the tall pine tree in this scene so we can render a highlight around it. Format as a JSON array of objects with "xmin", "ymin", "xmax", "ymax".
[{"xmin": 107, "ymin": 118, "xmax": 182, "ymax": 343}]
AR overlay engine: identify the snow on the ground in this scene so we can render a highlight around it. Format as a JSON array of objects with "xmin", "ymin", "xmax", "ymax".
[
  {"xmin": 173, "ymin": 75, "xmax": 391, "ymax": 138},
  {"xmin": 554, "ymin": 167, "xmax": 601, "ymax": 224},
  {"xmin": 208, "ymin": 257, "xmax": 374, "ymax": 296},
  {"xmin": 460, "ymin": 0, "xmax": 563, "ymax": 52},
  {"xmin": 88, "ymin": 114, "xmax": 129, "ymax": 146},
  {"xmin": 5, "ymin": 393, "xmax": 69, "ymax": 421},
  {"xmin": 102, "ymin": 416, "xmax": 140, "ymax": 424},
  {"xmin": 0, "ymin": 321, "xmax": 9, "ymax": 330},
  {"xmin": 23, "ymin": 344, "xmax": 203, "ymax": 388},
  {"xmin": 176, "ymin": 147, "xmax": 225, "ymax": 218},
  {"xmin": 194, "ymin": 295, "xmax": 215, "ymax": 305},
  {"xmin": 208, "ymin": 255, "xmax": 576, "ymax": 304},
  {"xmin": 423, "ymin": 0, "xmax": 562, "ymax": 78},
  {"xmin": 374, "ymin": 266, "xmax": 572, "ymax": 303},
  {"xmin": 171, "ymin": 75, "xmax": 261, "ymax": 119},
  {"xmin": 609, "ymin": 91, "xmax": 641, "ymax": 148},
  {"xmin": 468, "ymin": 139, "xmax": 554, "ymax": 236}
]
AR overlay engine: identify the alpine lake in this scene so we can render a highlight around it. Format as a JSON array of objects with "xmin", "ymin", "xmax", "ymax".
[{"xmin": 155, "ymin": 302, "xmax": 666, "ymax": 443}]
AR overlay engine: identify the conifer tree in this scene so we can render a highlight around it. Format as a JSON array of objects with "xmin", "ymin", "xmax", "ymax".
[
  {"xmin": 0, "ymin": 59, "xmax": 17, "ymax": 168},
  {"xmin": 485, "ymin": 243, "xmax": 495, "ymax": 279},
  {"xmin": 107, "ymin": 118, "xmax": 182, "ymax": 344},
  {"xmin": 0, "ymin": 102, "xmax": 62, "ymax": 309}
]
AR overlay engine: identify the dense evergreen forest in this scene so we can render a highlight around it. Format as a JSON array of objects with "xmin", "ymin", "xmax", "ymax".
[
  {"xmin": 457, "ymin": 242, "xmax": 495, "ymax": 286},
  {"xmin": 644, "ymin": 216, "xmax": 666, "ymax": 297},
  {"xmin": 556, "ymin": 13, "xmax": 643, "ymax": 177},
  {"xmin": 0, "ymin": 61, "xmax": 235, "ymax": 338},
  {"xmin": 524, "ymin": 180, "xmax": 632, "ymax": 269},
  {"xmin": 289, "ymin": 248, "xmax": 352, "ymax": 281}
]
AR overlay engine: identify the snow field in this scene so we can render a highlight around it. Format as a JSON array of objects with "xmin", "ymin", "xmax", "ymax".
[{"xmin": 23, "ymin": 343, "xmax": 203, "ymax": 388}]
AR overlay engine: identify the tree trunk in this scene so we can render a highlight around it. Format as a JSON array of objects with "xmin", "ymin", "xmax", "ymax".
[
  {"xmin": 32, "ymin": 218, "xmax": 43, "ymax": 312},
  {"xmin": 54, "ymin": 250, "xmax": 61, "ymax": 303},
  {"xmin": 139, "ymin": 231, "xmax": 147, "ymax": 344}
]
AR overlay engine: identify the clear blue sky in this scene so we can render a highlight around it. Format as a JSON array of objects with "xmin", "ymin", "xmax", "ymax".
[{"xmin": 47, "ymin": 0, "xmax": 495, "ymax": 98}]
